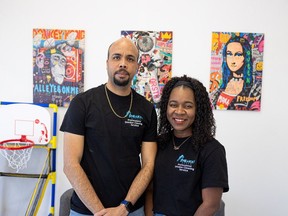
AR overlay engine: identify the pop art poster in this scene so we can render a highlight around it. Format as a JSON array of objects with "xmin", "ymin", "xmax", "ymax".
[
  {"xmin": 209, "ymin": 32, "xmax": 264, "ymax": 111},
  {"xmin": 121, "ymin": 31, "xmax": 173, "ymax": 108},
  {"xmin": 33, "ymin": 29, "xmax": 85, "ymax": 107}
]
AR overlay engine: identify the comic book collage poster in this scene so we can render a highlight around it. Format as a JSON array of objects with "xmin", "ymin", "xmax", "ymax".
[
  {"xmin": 33, "ymin": 29, "xmax": 85, "ymax": 107},
  {"xmin": 209, "ymin": 32, "xmax": 264, "ymax": 111},
  {"xmin": 121, "ymin": 31, "xmax": 173, "ymax": 109}
]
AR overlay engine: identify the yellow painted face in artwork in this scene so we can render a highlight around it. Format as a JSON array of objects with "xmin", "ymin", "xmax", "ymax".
[
  {"xmin": 256, "ymin": 62, "xmax": 263, "ymax": 71},
  {"xmin": 226, "ymin": 42, "xmax": 244, "ymax": 72}
]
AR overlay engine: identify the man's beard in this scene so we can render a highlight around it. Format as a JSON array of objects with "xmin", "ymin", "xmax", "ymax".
[{"xmin": 113, "ymin": 70, "xmax": 130, "ymax": 86}]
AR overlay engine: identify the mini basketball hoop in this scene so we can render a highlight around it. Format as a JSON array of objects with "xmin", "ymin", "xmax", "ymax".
[{"xmin": 0, "ymin": 135, "xmax": 34, "ymax": 172}]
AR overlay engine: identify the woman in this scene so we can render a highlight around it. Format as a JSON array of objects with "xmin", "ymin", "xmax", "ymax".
[
  {"xmin": 211, "ymin": 36, "xmax": 259, "ymax": 110},
  {"xmin": 146, "ymin": 75, "xmax": 229, "ymax": 216}
]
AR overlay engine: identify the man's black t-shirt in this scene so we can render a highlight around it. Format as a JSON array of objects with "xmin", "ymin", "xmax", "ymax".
[{"xmin": 60, "ymin": 84, "xmax": 157, "ymax": 214}]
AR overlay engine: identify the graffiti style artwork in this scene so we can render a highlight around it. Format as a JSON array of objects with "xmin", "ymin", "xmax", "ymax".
[
  {"xmin": 209, "ymin": 32, "xmax": 264, "ymax": 111},
  {"xmin": 121, "ymin": 31, "xmax": 173, "ymax": 108},
  {"xmin": 33, "ymin": 29, "xmax": 85, "ymax": 107}
]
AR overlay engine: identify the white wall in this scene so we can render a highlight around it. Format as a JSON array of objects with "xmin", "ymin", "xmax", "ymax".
[{"xmin": 1, "ymin": 0, "xmax": 288, "ymax": 215}]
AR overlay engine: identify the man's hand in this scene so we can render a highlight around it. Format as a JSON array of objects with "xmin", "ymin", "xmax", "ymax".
[{"xmin": 94, "ymin": 204, "xmax": 128, "ymax": 216}]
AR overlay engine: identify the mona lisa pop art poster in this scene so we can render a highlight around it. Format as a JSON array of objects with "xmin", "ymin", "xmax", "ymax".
[{"xmin": 209, "ymin": 32, "xmax": 264, "ymax": 111}]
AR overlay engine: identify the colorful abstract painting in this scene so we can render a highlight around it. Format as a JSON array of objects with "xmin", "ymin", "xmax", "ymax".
[
  {"xmin": 121, "ymin": 31, "xmax": 173, "ymax": 108},
  {"xmin": 209, "ymin": 32, "xmax": 264, "ymax": 111},
  {"xmin": 33, "ymin": 29, "xmax": 85, "ymax": 107}
]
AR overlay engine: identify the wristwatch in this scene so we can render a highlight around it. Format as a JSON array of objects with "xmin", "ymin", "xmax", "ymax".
[{"xmin": 121, "ymin": 200, "xmax": 134, "ymax": 213}]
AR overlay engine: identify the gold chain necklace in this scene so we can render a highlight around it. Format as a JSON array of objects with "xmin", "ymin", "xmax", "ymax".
[
  {"xmin": 104, "ymin": 85, "xmax": 133, "ymax": 119},
  {"xmin": 172, "ymin": 135, "xmax": 192, "ymax": 150}
]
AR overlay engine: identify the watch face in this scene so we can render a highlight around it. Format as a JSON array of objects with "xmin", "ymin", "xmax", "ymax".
[
  {"xmin": 137, "ymin": 36, "xmax": 154, "ymax": 52},
  {"xmin": 121, "ymin": 200, "xmax": 134, "ymax": 212},
  {"xmin": 126, "ymin": 201, "xmax": 133, "ymax": 212}
]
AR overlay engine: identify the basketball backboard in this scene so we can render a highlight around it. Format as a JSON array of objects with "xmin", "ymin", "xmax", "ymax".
[{"xmin": 0, "ymin": 103, "xmax": 52, "ymax": 145}]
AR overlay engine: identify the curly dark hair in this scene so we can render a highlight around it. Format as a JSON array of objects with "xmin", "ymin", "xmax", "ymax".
[{"xmin": 158, "ymin": 75, "xmax": 216, "ymax": 150}]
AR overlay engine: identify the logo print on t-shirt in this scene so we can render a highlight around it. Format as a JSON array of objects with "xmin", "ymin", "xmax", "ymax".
[
  {"xmin": 124, "ymin": 111, "xmax": 143, "ymax": 128},
  {"xmin": 175, "ymin": 154, "xmax": 195, "ymax": 172}
]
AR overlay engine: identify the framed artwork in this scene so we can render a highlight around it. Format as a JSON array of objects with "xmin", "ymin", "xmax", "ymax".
[
  {"xmin": 209, "ymin": 32, "xmax": 264, "ymax": 111},
  {"xmin": 33, "ymin": 28, "xmax": 85, "ymax": 107},
  {"xmin": 121, "ymin": 30, "xmax": 173, "ymax": 108}
]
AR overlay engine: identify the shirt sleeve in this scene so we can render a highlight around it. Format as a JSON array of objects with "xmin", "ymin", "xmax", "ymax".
[
  {"xmin": 142, "ymin": 106, "xmax": 158, "ymax": 142},
  {"xmin": 60, "ymin": 95, "xmax": 86, "ymax": 136},
  {"xmin": 200, "ymin": 142, "xmax": 229, "ymax": 192}
]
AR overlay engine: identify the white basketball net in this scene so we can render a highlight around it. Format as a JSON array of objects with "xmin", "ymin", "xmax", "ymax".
[{"xmin": 0, "ymin": 141, "xmax": 33, "ymax": 172}]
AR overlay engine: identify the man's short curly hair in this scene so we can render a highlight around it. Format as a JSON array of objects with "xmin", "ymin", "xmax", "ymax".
[{"xmin": 158, "ymin": 75, "xmax": 216, "ymax": 150}]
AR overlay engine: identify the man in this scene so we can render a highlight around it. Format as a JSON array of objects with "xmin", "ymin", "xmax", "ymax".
[{"xmin": 60, "ymin": 37, "xmax": 157, "ymax": 216}]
